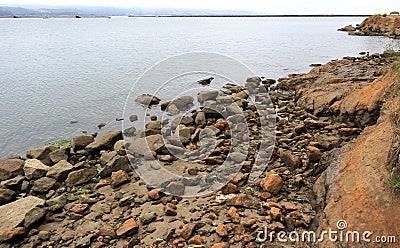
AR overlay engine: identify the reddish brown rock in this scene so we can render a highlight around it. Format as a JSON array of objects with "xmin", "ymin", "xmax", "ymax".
[
  {"xmin": 116, "ymin": 218, "xmax": 139, "ymax": 236},
  {"xmin": 0, "ymin": 227, "xmax": 25, "ymax": 241},
  {"xmin": 95, "ymin": 178, "xmax": 111, "ymax": 189},
  {"xmin": 270, "ymin": 207, "xmax": 282, "ymax": 220},
  {"xmin": 110, "ymin": 170, "xmax": 130, "ymax": 188},
  {"xmin": 216, "ymin": 223, "xmax": 228, "ymax": 237},
  {"xmin": 212, "ymin": 242, "xmax": 229, "ymax": 248},
  {"xmin": 259, "ymin": 172, "xmax": 283, "ymax": 195},
  {"xmin": 227, "ymin": 206, "xmax": 240, "ymax": 223},
  {"xmin": 307, "ymin": 146, "xmax": 323, "ymax": 162},
  {"xmin": 180, "ymin": 223, "xmax": 196, "ymax": 240},
  {"xmin": 278, "ymin": 148, "xmax": 302, "ymax": 168},
  {"xmin": 259, "ymin": 192, "xmax": 272, "ymax": 200},
  {"xmin": 71, "ymin": 203, "xmax": 89, "ymax": 214},
  {"xmin": 226, "ymin": 193, "xmax": 258, "ymax": 209},
  {"xmin": 188, "ymin": 234, "xmax": 204, "ymax": 245},
  {"xmin": 221, "ymin": 183, "xmax": 239, "ymax": 194},
  {"xmin": 148, "ymin": 189, "xmax": 161, "ymax": 200}
]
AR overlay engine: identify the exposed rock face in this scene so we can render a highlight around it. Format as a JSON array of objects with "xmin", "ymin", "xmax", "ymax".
[
  {"xmin": 350, "ymin": 14, "xmax": 400, "ymax": 38},
  {"xmin": 26, "ymin": 145, "xmax": 58, "ymax": 166},
  {"xmin": 0, "ymin": 159, "xmax": 24, "ymax": 180},
  {"xmin": 23, "ymin": 159, "xmax": 50, "ymax": 180}
]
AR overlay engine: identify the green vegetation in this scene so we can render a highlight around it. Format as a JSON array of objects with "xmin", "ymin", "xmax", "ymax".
[
  {"xmin": 383, "ymin": 13, "xmax": 388, "ymax": 17},
  {"xmin": 239, "ymin": 186, "xmax": 255, "ymax": 194},
  {"xmin": 70, "ymin": 186, "xmax": 93, "ymax": 195},
  {"xmin": 47, "ymin": 139, "xmax": 72, "ymax": 148},
  {"xmin": 390, "ymin": 176, "xmax": 400, "ymax": 192}
]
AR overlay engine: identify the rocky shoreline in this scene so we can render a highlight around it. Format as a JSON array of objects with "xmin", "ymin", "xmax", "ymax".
[
  {"xmin": 338, "ymin": 14, "xmax": 400, "ymax": 39},
  {"xmin": 0, "ymin": 51, "xmax": 399, "ymax": 248}
]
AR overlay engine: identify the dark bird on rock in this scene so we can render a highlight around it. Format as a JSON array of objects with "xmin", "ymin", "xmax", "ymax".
[{"xmin": 197, "ymin": 77, "xmax": 214, "ymax": 86}]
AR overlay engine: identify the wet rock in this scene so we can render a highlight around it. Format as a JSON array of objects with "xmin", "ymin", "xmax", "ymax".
[
  {"xmin": 110, "ymin": 170, "xmax": 130, "ymax": 188},
  {"xmin": 198, "ymin": 90, "xmax": 219, "ymax": 104},
  {"xmin": 123, "ymin": 126, "xmax": 136, "ymax": 137},
  {"xmin": 129, "ymin": 114, "xmax": 138, "ymax": 122},
  {"xmin": 27, "ymin": 145, "xmax": 58, "ymax": 166},
  {"xmin": 135, "ymin": 94, "xmax": 161, "ymax": 106},
  {"xmin": 189, "ymin": 234, "xmax": 204, "ymax": 245},
  {"xmin": 99, "ymin": 155, "xmax": 132, "ymax": 178},
  {"xmin": 226, "ymin": 193, "xmax": 258, "ymax": 209},
  {"xmin": 0, "ymin": 196, "xmax": 45, "ymax": 239},
  {"xmin": 32, "ymin": 177, "xmax": 56, "ymax": 192},
  {"xmin": 278, "ymin": 148, "xmax": 302, "ymax": 169},
  {"xmin": 167, "ymin": 104, "xmax": 180, "ymax": 115},
  {"xmin": 0, "ymin": 188, "xmax": 14, "ymax": 205},
  {"xmin": 180, "ymin": 223, "xmax": 196, "ymax": 240},
  {"xmin": 0, "ymin": 159, "xmax": 24, "ymax": 180},
  {"xmin": 116, "ymin": 218, "xmax": 139, "ymax": 236},
  {"xmin": 170, "ymin": 96, "xmax": 194, "ymax": 111},
  {"xmin": 307, "ymin": 146, "xmax": 323, "ymax": 162},
  {"xmin": 216, "ymin": 223, "xmax": 228, "ymax": 237},
  {"xmin": 113, "ymin": 140, "xmax": 125, "ymax": 154},
  {"xmin": 338, "ymin": 24, "xmax": 356, "ymax": 32},
  {"xmin": 46, "ymin": 194, "xmax": 67, "ymax": 212},
  {"xmin": 65, "ymin": 167, "xmax": 98, "ymax": 187},
  {"xmin": 46, "ymin": 160, "xmax": 74, "ymax": 180},
  {"xmin": 259, "ymin": 172, "xmax": 283, "ymax": 195},
  {"xmin": 85, "ymin": 131, "xmax": 122, "ymax": 153},
  {"xmin": 24, "ymin": 159, "xmax": 50, "ymax": 180},
  {"xmin": 228, "ymin": 206, "xmax": 240, "ymax": 223},
  {"xmin": 197, "ymin": 77, "xmax": 214, "ymax": 85},
  {"xmin": 73, "ymin": 135, "xmax": 95, "ymax": 151}
]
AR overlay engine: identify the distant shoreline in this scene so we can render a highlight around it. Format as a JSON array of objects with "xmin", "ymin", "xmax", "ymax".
[{"xmin": 0, "ymin": 14, "xmax": 371, "ymax": 19}]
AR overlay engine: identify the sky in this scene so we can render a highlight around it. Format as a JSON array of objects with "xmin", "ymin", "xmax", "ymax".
[{"xmin": 1, "ymin": 0, "xmax": 399, "ymax": 14}]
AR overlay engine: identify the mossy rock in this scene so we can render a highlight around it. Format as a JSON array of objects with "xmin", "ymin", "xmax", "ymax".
[{"xmin": 47, "ymin": 139, "xmax": 72, "ymax": 148}]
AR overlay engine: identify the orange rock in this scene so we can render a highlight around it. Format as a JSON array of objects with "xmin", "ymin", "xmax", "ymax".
[
  {"xmin": 116, "ymin": 218, "xmax": 138, "ymax": 236},
  {"xmin": 227, "ymin": 206, "xmax": 240, "ymax": 223},
  {"xmin": 71, "ymin": 203, "xmax": 89, "ymax": 214},
  {"xmin": 278, "ymin": 148, "xmax": 302, "ymax": 169},
  {"xmin": 221, "ymin": 183, "xmax": 238, "ymax": 194},
  {"xmin": 95, "ymin": 178, "xmax": 111, "ymax": 189},
  {"xmin": 259, "ymin": 191, "xmax": 272, "ymax": 200},
  {"xmin": 212, "ymin": 242, "xmax": 229, "ymax": 248},
  {"xmin": 147, "ymin": 189, "xmax": 161, "ymax": 200},
  {"xmin": 0, "ymin": 227, "xmax": 25, "ymax": 241},
  {"xmin": 110, "ymin": 170, "xmax": 130, "ymax": 188},
  {"xmin": 259, "ymin": 172, "xmax": 283, "ymax": 195},
  {"xmin": 180, "ymin": 223, "xmax": 195, "ymax": 240},
  {"xmin": 216, "ymin": 223, "xmax": 228, "ymax": 237},
  {"xmin": 270, "ymin": 207, "xmax": 282, "ymax": 220},
  {"xmin": 188, "ymin": 234, "xmax": 204, "ymax": 245}
]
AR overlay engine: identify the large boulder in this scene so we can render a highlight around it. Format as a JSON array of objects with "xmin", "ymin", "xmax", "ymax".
[
  {"xmin": 65, "ymin": 167, "xmax": 98, "ymax": 187},
  {"xmin": 135, "ymin": 94, "xmax": 161, "ymax": 106},
  {"xmin": 73, "ymin": 135, "xmax": 95, "ymax": 151},
  {"xmin": 170, "ymin": 96, "xmax": 194, "ymax": 111},
  {"xmin": 23, "ymin": 159, "xmax": 50, "ymax": 180},
  {"xmin": 46, "ymin": 160, "xmax": 74, "ymax": 180},
  {"xmin": 85, "ymin": 131, "xmax": 122, "ymax": 153},
  {"xmin": 32, "ymin": 177, "xmax": 56, "ymax": 193},
  {"xmin": 99, "ymin": 155, "xmax": 132, "ymax": 177},
  {"xmin": 26, "ymin": 145, "xmax": 58, "ymax": 166},
  {"xmin": 0, "ymin": 159, "xmax": 24, "ymax": 180},
  {"xmin": 198, "ymin": 90, "xmax": 219, "ymax": 104},
  {"xmin": 0, "ymin": 196, "xmax": 45, "ymax": 241},
  {"xmin": 126, "ymin": 134, "xmax": 165, "ymax": 156},
  {"xmin": 49, "ymin": 147, "xmax": 70, "ymax": 164}
]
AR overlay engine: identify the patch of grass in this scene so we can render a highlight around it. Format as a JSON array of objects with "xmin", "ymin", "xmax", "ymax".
[
  {"xmin": 71, "ymin": 186, "xmax": 92, "ymax": 195},
  {"xmin": 239, "ymin": 186, "xmax": 255, "ymax": 195},
  {"xmin": 48, "ymin": 139, "xmax": 72, "ymax": 148},
  {"xmin": 390, "ymin": 176, "xmax": 400, "ymax": 192}
]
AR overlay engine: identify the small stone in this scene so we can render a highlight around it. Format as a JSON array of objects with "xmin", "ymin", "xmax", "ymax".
[
  {"xmin": 226, "ymin": 193, "xmax": 258, "ymax": 209},
  {"xmin": 27, "ymin": 145, "xmax": 57, "ymax": 166},
  {"xmin": 268, "ymin": 222, "xmax": 285, "ymax": 231},
  {"xmin": 244, "ymin": 218, "xmax": 257, "ymax": 227},
  {"xmin": 85, "ymin": 131, "xmax": 122, "ymax": 153},
  {"xmin": 216, "ymin": 223, "xmax": 228, "ymax": 237},
  {"xmin": 294, "ymin": 124, "xmax": 307, "ymax": 135},
  {"xmin": 259, "ymin": 192, "xmax": 272, "ymax": 200},
  {"xmin": 259, "ymin": 172, "xmax": 283, "ymax": 195},
  {"xmin": 180, "ymin": 223, "xmax": 195, "ymax": 240},
  {"xmin": 129, "ymin": 115, "xmax": 138, "ymax": 122},
  {"xmin": 116, "ymin": 218, "xmax": 139, "ymax": 236},
  {"xmin": 270, "ymin": 207, "xmax": 282, "ymax": 220},
  {"xmin": 188, "ymin": 235, "xmax": 204, "ymax": 245},
  {"xmin": 159, "ymin": 155, "xmax": 173, "ymax": 162},
  {"xmin": 140, "ymin": 212, "xmax": 157, "ymax": 225},
  {"xmin": 95, "ymin": 178, "xmax": 111, "ymax": 189},
  {"xmin": 282, "ymin": 202, "xmax": 297, "ymax": 211},
  {"xmin": 49, "ymin": 148, "xmax": 70, "ymax": 164},
  {"xmin": 221, "ymin": 183, "xmax": 238, "ymax": 194},
  {"xmin": 228, "ymin": 206, "xmax": 240, "ymax": 223},
  {"xmin": 24, "ymin": 159, "xmax": 50, "ymax": 180},
  {"xmin": 98, "ymin": 224, "xmax": 116, "ymax": 237},
  {"xmin": 212, "ymin": 242, "xmax": 229, "ymax": 248},
  {"xmin": 110, "ymin": 170, "xmax": 130, "ymax": 188},
  {"xmin": 278, "ymin": 148, "xmax": 302, "ymax": 169},
  {"xmin": 195, "ymin": 112, "xmax": 206, "ymax": 127},
  {"xmin": 148, "ymin": 189, "xmax": 161, "ymax": 200},
  {"xmin": 24, "ymin": 207, "xmax": 46, "ymax": 228},
  {"xmin": 307, "ymin": 146, "xmax": 323, "ymax": 162},
  {"xmin": 46, "ymin": 194, "xmax": 67, "ymax": 212},
  {"xmin": 71, "ymin": 203, "xmax": 89, "ymax": 214},
  {"xmin": 65, "ymin": 167, "xmax": 97, "ymax": 187},
  {"xmin": 38, "ymin": 230, "xmax": 50, "ymax": 241},
  {"xmin": 208, "ymin": 212, "xmax": 218, "ymax": 220},
  {"xmin": 32, "ymin": 177, "xmax": 56, "ymax": 192}
]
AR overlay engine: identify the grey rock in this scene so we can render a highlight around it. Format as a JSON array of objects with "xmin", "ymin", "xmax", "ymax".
[
  {"xmin": 32, "ymin": 177, "xmax": 56, "ymax": 192},
  {"xmin": 135, "ymin": 94, "xmax": 160, "ymax": 106},
  {"xmin": 126, "ymin": 134, "xmax": 165, "ymax": 156},
  {"xmin": 73, "ymin": 135, "xmax": 95, "ymax": 151},
  {"xmin": 85, "ymin": 131, "xmax": 122, "ymax": 153},
  {"xmin": 24, "ymin": 207, "xmax": 46, "ymax": 228},
  {"xmin": 129, "ymin": 114, "xmax": 138, "ymax": 122},
  {"xmin": 0, "ymin": 196, "xmax": 45, "ymax": 237},
  {"xmin": 46, "ymin": 194, "xmax": 67, "ymax": 212},
  {"xmin": 170, "ymin": 96, "xmax": 194, "ymax": 111},
  {"xmin": 99, "ymin": 155, "xmax": 132, "ymax": 178},
  {"xmin": 27, "ymin": 145, "xmax": 58, "ymax": 166},
  {"xmin": 0, "ymin": 159, "xmax": 24, "ymax": 180},
  {"xmin": 198, "ymin": 90, "xmax": 219, "ymax": 104},
  {"xmin": 194, "ymin": 112, "xmax": 206, "ymax": 127},
  {"xmin": 24, "ymin": 159, "xmax": 50, "ymax": 180},
  {"xmin": 99, "ymin": 151, "xmax": 118, "ymax": 166},
  {"xmin": 46, "ymin": 160, "xmax": 74, "ymax": 180},
  {"xmin": 66, "ymin": 167, "xmax": 98, "ymax": 187}
]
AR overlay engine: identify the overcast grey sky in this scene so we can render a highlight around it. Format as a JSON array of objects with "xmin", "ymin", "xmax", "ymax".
[{"xmin": 2, "ymin": 0, "xmax": 399, "ymax": 14}]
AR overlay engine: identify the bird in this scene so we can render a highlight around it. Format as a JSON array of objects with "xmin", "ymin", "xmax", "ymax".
[{"xmin": 197, "ymin": 77, "xmax": 214, "ymax": 86}]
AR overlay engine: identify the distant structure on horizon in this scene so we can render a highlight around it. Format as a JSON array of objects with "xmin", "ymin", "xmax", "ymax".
[{"xmin": 390, "ymin": 11, "xmax": 399, "ymax": 15}]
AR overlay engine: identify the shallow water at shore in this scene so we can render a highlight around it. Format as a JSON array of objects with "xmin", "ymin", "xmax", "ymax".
[{"xmin": 1, "ymin": 16, "xmax": 399, "ymax": 158}]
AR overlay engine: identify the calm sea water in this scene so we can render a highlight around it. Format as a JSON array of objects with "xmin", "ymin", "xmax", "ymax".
[{"xmin": 0, "ymin": 17, "xmax": 399, "ymax": 158}]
